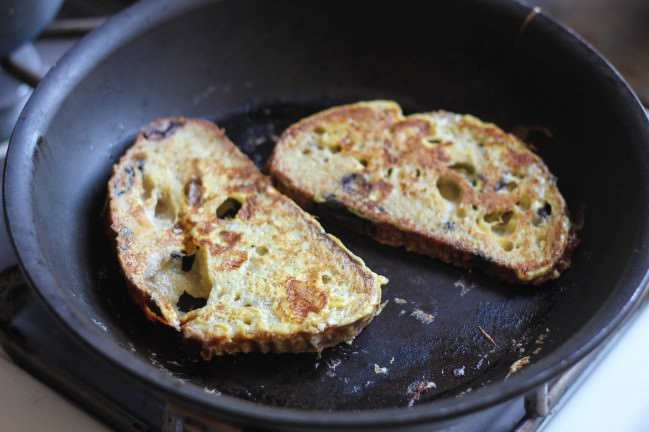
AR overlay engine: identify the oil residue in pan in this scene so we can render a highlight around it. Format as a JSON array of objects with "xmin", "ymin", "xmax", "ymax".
[{"xmin": 92, "ymin": 101, "xmax": 558, "ymax": 410}]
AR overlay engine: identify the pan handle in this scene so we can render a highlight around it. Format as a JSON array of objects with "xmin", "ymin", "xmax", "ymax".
[{"xmin": 162, "ymin": 402, "xmax": 243, "ymax": 432}]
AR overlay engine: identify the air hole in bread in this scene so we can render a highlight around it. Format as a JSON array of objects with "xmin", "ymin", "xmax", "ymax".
[
  {"xmin": 314, "ymin": 126, "xmax": 326, "ymax": 135},
  {"xmin": 181, "ymin": 254, "xmax": 196, "ymax": 272},
  {"xmin": 145, "ymin": 297, "xmax": 164, "ymax": 319},
  {"xmin": 154, "ymin": 192, "xmax": 176, "ymax": 222},
  {"xmin": 329, "ymin": 144, "xmax": 342, "ymax": 153},
  {"xmin": 450, "ymin": 162, "xmax": 483, "ymax": 189},
  {"xmin": 517, "ymin": 197, "xmax": 531, "ymax": 210},
  {"xmin": 243, "ymin": 316, "xmax": 253, "ymax": 325},
  {"xmin": 500, "ymin": 240, "xmax": 514, "ymax": 252},
  {"xmin": 424, "ymin": 137, "xmax": 442, "ymax": 147},
  {"xmin": 256, "ymin": 245, "xmax": 269, "ymax": 256},
  {"xmin": 234, "ymin": 292, "xmax": 241, "ymax": 302},
  {"xmin": 142, "ymin": 174, "xmax": 155, "ymax": 200},
  {"xmin": 176, "ymin": 291, "xmax": 207, "ymax": 312},
  {"xmin": 216, "ymin": 197, "xmax": 242, "ymax": 219},
  {"xmin": 512, "ymin": 171, "xmax": 526, "ymax": 179},
  {"xmin": 302, "ymin": 148, "xmax": 312, "ymax": 156},
  {"xmin": 492, "ymin": 223, "xmax": 515, "ymax": 236},
  {"xmin": 386, "ymin": 167, "xmax": 393, "ymax": 178},
  {"xmin": 415, "ymin": 168, "xmax": 421, "ymax": 178},
  {"xmin": 359, "ymin": 158, "xmax": 368, "ymax": 168},
  {"xmin": 485, "ymin": 211, "xmax": 516, "ymax": 235},
  {"xmin": 484, "ymin": 211, "xmax": 504, "ymax": 223},
  {"xmin": 537, "ymin": 202, "xmax": 552, "ymax": 218},
  {"xmin": 321, "ymin": 274, "xmax": 332, "ymax": 284},
  {"xmin": 449, "ymin": 162, "xmax": 476, "ymax": 176},
  {"xmin": 456, "ymin": 207, "xmax": 467, "ymax": 218},
  {"xmin": 496, "ymin": 178, "xmax": 518, "ymax": 192},
  {"xmin": 436, "ymin": 176, "xmax": 463, "ymax": 203},
  {"xmin": 485, "ymin": 211, "xmax": 515, "ymax": 235},
  {"xmin": 134, "ymin": 154, "xmax": 146, "ymax": 170}
]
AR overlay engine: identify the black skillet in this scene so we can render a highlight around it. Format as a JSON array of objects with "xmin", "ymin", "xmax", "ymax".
[{"xmin": 4, "ymin": 0, "xmax": 649, "ymax": 430}]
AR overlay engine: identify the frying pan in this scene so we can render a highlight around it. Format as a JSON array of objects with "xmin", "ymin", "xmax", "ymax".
[{"xmin": 4, "ymin": 0, "xmax": 649, "ymax": 430}]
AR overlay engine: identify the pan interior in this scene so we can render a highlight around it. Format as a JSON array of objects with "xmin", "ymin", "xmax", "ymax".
[{"xmin": 91, "ymin": 101, "xmax": 560, "ymax": 410}]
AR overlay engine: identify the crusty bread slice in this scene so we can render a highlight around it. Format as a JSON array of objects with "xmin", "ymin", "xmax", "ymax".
[
  {"xmin": 108, "ymin": 117, "xmax": 387, "ymax": 358},
  {"xmin": 268, "ymin": 101, "xmax": 576, "ymax": 284}
]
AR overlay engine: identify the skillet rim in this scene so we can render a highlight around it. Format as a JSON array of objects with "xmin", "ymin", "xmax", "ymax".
[{"xmin": 4, "ymin": 0, "xmax": 649, "ymax": 428}]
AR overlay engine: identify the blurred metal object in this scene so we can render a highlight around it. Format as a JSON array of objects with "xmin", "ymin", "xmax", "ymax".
[
  {"xmin": 2, "ymin": 44, "xmax": 44, "ymax": 88},
  {"xmin": 42, "ymin": 17, "xmax": 107, "ymax": 37},
  {"xmin": 0, "ymin": 44, "xmax": 41, "ymax": 140},
  {"xmin": 528, "ymin": 0, "xmax": 649, "ymax": 104},
  {"xmin": 0, "ymin": 0, "xmax": 63, "ymax": 57}
]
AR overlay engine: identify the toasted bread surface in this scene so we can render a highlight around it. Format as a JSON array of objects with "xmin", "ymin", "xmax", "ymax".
[
  {"xmin": 269, "ymin": 101, "xmax": 576, "ymax": 284},
  {"xmin": 108, "ymin": 117, "xmax": 387, "ymax": 358}
]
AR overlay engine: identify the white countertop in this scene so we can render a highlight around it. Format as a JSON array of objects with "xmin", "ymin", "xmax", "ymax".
[{"xmin": 0, "ymin": 347, "xmax": 106, "ymax": 431}]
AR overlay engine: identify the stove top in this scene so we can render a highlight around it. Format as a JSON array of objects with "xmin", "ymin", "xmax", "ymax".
[
  {"xmin": 0, "ymin": 268, "xmax": 165, "ymax": 431},
  {"xmin": 0, "ymin": 1, "xmax": 648, "ymax": 431}
]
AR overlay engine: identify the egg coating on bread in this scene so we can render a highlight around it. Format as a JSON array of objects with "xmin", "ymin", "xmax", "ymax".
[
  {"xmin": 269, "ymin": 101, "xmax": 576, "ymax": 284},
  {"xmin": 108, "ymin": 117, "xmax": 387, "ymax": 358}
]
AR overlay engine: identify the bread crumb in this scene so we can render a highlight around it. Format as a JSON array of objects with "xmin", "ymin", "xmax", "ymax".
[
  {"xmin": 478, "ymin": 325, "xmax": 500, "ymax": 349},
  {"xmin": 327, "ymin": 359, "xmax": 341, "ymax": 370},
  {"xmin": 454, "ymin": 276, "xmax": 474, "ymax": 297},
  {"xmin": 407, "ymin": 381, "xmax": 436, "ymax": 407},
  {"xmin": 394, "ymin": 297, "xmax": 408, "ymax": 304},
  {"xmin": 410, "ymin": 309, "xmax": 435, "ymax": 324},
  {"xmin": 374, "ymin": 364, "xmax": 388, "ymax": 374},
  {"xmin": 505, "ymin": 356, "xmax": 531, "ymax": 380}
]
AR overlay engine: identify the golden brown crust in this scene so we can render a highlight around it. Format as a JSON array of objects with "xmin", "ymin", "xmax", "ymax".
[
  {"xmin": 269, "ymin": 101, "xmax": 576, "ymax": 284},
  {"xmin": 108, "ymin": 117, "xmax": 387, "ymax": 357},
  {"xmin": 188, "ymin": 313, "xmax": 376, "ymax": 358}
]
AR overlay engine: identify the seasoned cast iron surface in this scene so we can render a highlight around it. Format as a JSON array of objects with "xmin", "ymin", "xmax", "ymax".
[{"xmin": 93, "ymin": 101, "xmax": 562, "ymax": 410}]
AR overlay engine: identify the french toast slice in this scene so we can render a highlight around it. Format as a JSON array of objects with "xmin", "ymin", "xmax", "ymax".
[
  {"xmin": 108, "ymin": 117, "xmax": 387, "ymax": 358},
  {"xmin": 268, "ymin": 101, "xmax": 576, "ymax": 284}
]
